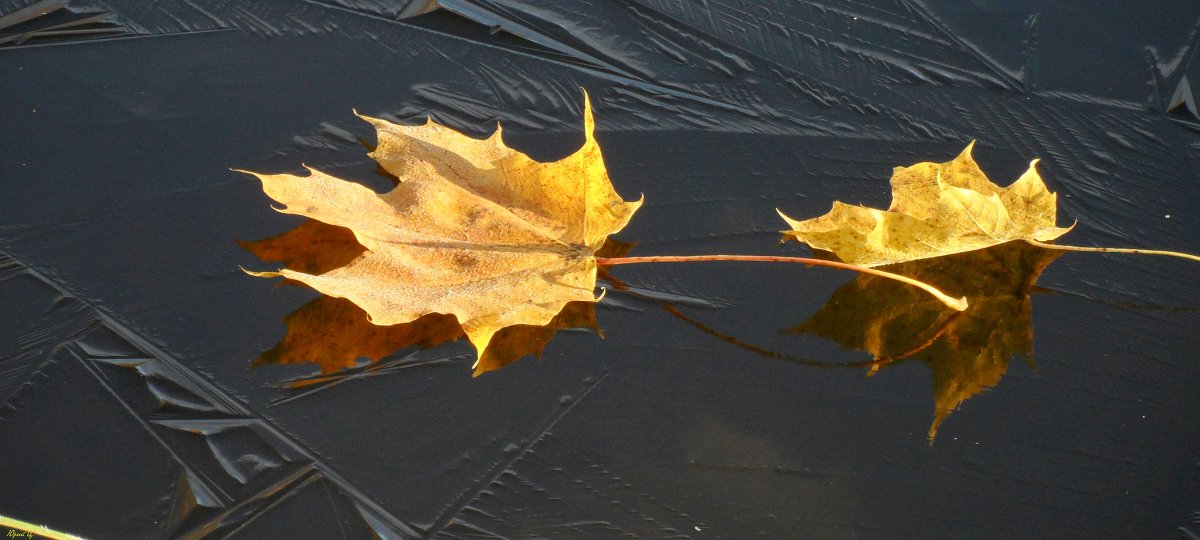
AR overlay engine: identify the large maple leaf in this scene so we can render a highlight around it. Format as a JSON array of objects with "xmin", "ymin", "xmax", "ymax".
[
  {"xmin": 778, "ymin": 142, "xmax": 1074, "ymax": 267},
  {"xmin": 242, "ymin": 93, "xmax": 642, "ymax": 367}
]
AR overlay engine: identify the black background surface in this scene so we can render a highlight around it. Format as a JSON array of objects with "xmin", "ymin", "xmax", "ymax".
[{"xmin": 2, "ymin": 1, "xmax": 1198, "ymax": 538}]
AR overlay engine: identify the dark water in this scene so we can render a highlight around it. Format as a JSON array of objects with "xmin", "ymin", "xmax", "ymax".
[{"xmin": 1, "ymin": 1, "xmax": 1198, "ymax": 538}]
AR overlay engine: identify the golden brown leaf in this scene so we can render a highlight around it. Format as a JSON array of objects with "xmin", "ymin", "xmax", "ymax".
[
  {"xmin": 241, "ymin": 98, "xmax": 640, "ymax": 369},
  {"xmin": 779, "ymin": 142, "xmax": 1074, "ymax": 266},
  {"xmin": 790, "ymin": 241, "xmax": 1062, "ymax": 440}
]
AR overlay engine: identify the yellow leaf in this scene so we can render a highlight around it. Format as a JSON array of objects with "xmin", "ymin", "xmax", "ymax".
[
  {"xmin": 241, "ymin": 92, "xmax": 642, "ymax": 367},
  {"xmin": 778, "ymin": 142, "xmax": 1074, "ymax": 266}
]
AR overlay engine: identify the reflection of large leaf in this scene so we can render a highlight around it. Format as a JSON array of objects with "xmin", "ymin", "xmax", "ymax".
[
  {"xmin": 779, "ymin": 143, "xmax": 1073, "ymax": 267},
  {"xmin": 241, "ymin": 93, "xmax": 641, "ymax": 367},
  {"xmin": 254, "ymin": 295, "xmax": 599, "ymax": 377},
  {"xmin": 243, "ymin": 220, "xmax": 629, "ymax": 376},
  {"xmin": 790, "ymin": 242, "xmax": 1062, "ymax": 440},
  {"xmin": 239, "ymin": 218, "xmax": 365, "ymax": 284},
  {"xmin": 254, "ymin": 296, "xmax": 460, "ymax": 374}
]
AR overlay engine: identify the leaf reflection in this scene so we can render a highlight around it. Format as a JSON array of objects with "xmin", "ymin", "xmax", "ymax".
[
  {"xmin": 242, "ymin": 219, "xmax": 614, "ymax": 377},
  {"xmin": 789, "ymin": 241, "xmax": 1062, "ymax": 440},
  {"xmin": 242, "ymin": 210, "xmax": 1062, "ymax": 439}
]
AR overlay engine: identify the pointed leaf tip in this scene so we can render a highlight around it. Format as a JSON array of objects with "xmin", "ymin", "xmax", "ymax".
[
  {"xmin": 241, "ymin": 266, "xmax": 283, "ymax": 279},
  {"xmin": 581, "ymin": 88, "xmax": 595, "ymax": 140}
]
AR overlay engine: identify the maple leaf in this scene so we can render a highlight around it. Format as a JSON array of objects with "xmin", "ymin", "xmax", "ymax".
[
  {"xmin": 791, "ymin": 241, "xmax": 1062, "ymax": 440},
  {"xmin": 241, "ymin": 92, "xmax": 642, "ymax": 367},
  {"xmin": 778, "ymin": 142, "xmax": 1074, "ymax": 267}
]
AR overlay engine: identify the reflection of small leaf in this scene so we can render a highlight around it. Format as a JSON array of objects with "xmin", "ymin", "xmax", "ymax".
[
  {"xmin": 790, "ymin": 242, "xmax": 1062, "ymax": 440},
  {"xmin": 779, "ymin": 142, "xmax": 1073, "ymax": 267},
  {"xmin": 240, "ymin": 92, "xmax": 641, "ymax": 368}
]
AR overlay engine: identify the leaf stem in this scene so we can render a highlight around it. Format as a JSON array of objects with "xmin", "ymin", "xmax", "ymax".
[
  {"xmin": 1024, "ymin": 240, "xmax": 1200, "ymax": 262},
  {"xmin": 595, "ymin": 254, "xmax": 968, "ymax": 311}
]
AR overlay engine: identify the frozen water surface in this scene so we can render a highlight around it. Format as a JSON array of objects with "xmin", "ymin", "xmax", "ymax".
[{"xmin": 1, "ymin": 0, "xmax": 1198, "ymax": 538}]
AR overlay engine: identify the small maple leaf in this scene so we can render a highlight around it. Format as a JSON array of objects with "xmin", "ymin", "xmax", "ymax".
[
  {"xmin": 241, "ymin": 92, "xmax": 642, "ymax": 367},
  {"xmin": 778, "ymin": 142, "xmax": 1074, "ymax": 267}
]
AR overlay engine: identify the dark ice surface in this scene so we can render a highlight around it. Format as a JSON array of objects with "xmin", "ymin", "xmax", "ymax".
[{"xmin": 2, "ymin": 1, "xmax": 1198, "ymax": 538}]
